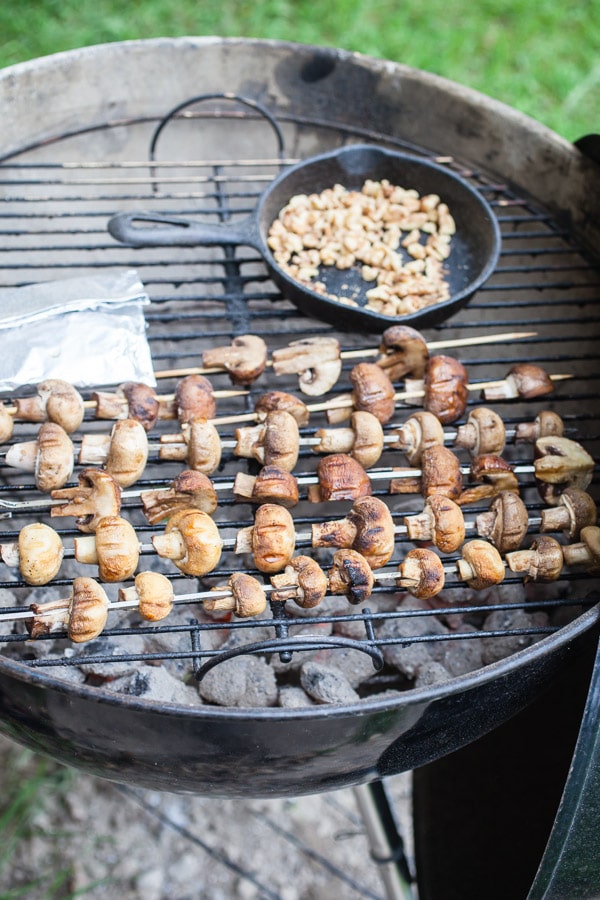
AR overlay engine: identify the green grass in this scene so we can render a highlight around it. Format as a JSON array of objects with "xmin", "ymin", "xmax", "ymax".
[{"xmin": 0, "ymin": 0, "xmax": 598, "ymax": 141}]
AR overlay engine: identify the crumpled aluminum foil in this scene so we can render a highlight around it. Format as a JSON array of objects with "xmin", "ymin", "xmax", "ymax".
[{"xmin": 0, "ymin": 269, "xmax": 155, "ymax": 391}]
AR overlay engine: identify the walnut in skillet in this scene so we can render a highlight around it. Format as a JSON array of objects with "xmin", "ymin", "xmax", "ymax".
[
  {"xmin": 15, "ymin": 379, "xmax": 84, "ymax": 433},
  {"xmin": 51, "ymin": 468, "xmax": 122, "ymax": 532},
  {"xmin": 202, "ymin": 334, "xmax": 268, "ymax": 385}
]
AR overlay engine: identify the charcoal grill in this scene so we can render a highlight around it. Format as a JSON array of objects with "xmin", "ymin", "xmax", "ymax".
[{"xmin": 0, "ymin": 37, "xmax": 599, "ymax": 898}]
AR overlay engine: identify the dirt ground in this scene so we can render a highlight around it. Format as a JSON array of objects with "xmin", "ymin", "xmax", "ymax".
[{"xmin": 0, "ymin": 732, "xmax": 415, "ymax": 900}]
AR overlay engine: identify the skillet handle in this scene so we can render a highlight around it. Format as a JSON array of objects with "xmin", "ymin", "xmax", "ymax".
[{"xmin": 107, "ymin": 211, "xmax": 259, "ymax": 249}]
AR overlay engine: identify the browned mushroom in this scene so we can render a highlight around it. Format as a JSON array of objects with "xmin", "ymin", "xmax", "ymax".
[
  {"xmin": 234, "ymin": 503, "xmax": 296, "ymax": 574},
  {"xmin": 92, "ymin": 382, "xmax": 160, "ymax": 431},
  {"xmin": 27, "ymin": 576, "xmax": 110, "ymax": 642},
  {"xmin": 307, "ymin": 454, "xmax": 373, "ymax": 503},
  {"xmin": 562, "ymin": 525, "xmax": 600, "ymax": 574},
  {"xmin": 233, "ymin": 465, "xmax": 300, "ymax": 508},
  {"xmin": 404, "ymin": 495, "xmax": 466, "ymax": 553},
  {"xmin": 483, "ymin": 363, "xmax": 554, "ymax": 401},
  {"xmin": 272, "ymin": 336, "xmax": 342, "ymax": 396},
  {"xmin": 78, "ymin": 418, "xmax": 148, "ymax": 488},
  {"xmin": 15, "ymin": 379, "xmax": 84, "ymax": 434},
  {"xmin": 389, "ymin": 410, "xmax": 444, "ymax": 465},
  {"xmin": 328, "ymin": 549, "xmax": 375, "ymax": 604},
  {"xmin": 203, "ymin": 573, "xmax": 267, "ymax": 618},
  {"xmin": 349, "ymin": 362, "xmax": 396, "ymax": 424},
  {"xmin": 5, "ymin": 422, "xmax": 74, "ymax": 492},
  {"xmin": 152, "ymin": 508, "xmax": 223, "ymax": 577},
  {"xmin": 476, "ymin": 491, "xmax": 529, "ymax": 554},
  {"xmin": 422, "ymin": 355, "xmax": 469, "ymax": 424},
  {"xmin": 50, "ymin": 468, "xmax": 122, "ymax": 533},
  {"xmin": 457, "ymin": 455, "xmax": 519, "ymax": 505},
  {"xmin": 540, "ymin": 487, "xmax": 597, "ymax": 540},
  {"xmin": 173, "ymin": 374, "xmax": 216, "ymax": 423},
  {"xmin": 312, "ymin": 496, "xmax": 395, "ymax": 569},
  {"xmin": 514, "ymin": 410, "xmax": 564, "ymax": 443},
  {"xmin": 534, "ymin": 436, "xmax": 595, "ymax": 504},
  {"xmin": 158, "ymin": 417, "xmax": 222, "ymax": 475},
  {"xmin": 505, "ymin": 535, "xmax": 564, "ymax": 582},
  {"xmin": 118, "ymin": 571, "xmax": 175, "ymax": 621},
  {"xmin": 390, "ymin": 444, "xmax": 463, "ymax": 499},
  {"xmin": 456, "ymin": 539, "xmax": 505, "ymax": 590},
  {"xmin": 202, "ymin": 334, "xmax": 268, "ymax": 385},
  {"xmin": 74, "ymin": 515, "xmax": 140, "ymax": 582},
  {"xmin": 271, "ymin": 556, "xmax": 329, "ymax": 608},
  {"xmin": 234, "ymin": 410, "xmax": 299, "ymax": 472},
  {"xmin": 1, "ymin": 522, "xmax": 64, "ymax": 586},
  {"xmin": 254, "ymin": 391, "xmax": 310, "ymax": 426},
  {"xmin": 313, "ymin": 411, "xmax": 384, "ymax": 468},
  {"xmin": 396, "ymin": 547, "xmax": 445, "ymax": 599},
  {"xmin": 376, "ymin": 325, "xmax": 429, "ymax": 381},
  {"xmin": 141, "ymin": 470, "xmax": 218, "ymax": 525},
  {"xmin": 454, "ymin": 407, "xmax": 506, "ymax": 456},
  {"xmin": 0, "ymin": 403, "xmax": 14, "ymax": 444}
]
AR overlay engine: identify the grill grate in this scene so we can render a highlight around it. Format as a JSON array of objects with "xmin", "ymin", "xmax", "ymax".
[{"xmin": 0, "ymin": 96, "xmax": 598, "ymax": 705}]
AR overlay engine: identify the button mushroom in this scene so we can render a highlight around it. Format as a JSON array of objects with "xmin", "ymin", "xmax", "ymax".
[
  {"xmin": 307, "ymin": 453, "xmax": 372, "ymax": 503},
  {"xmin": 514, "ymin": 410, "xmax": 564, "ymax": 443},
  {"xmin": 172, "ymin": 374, "xmax": 216, "ymax": 423},
  {"xmin": 152, "ymin": 508, "xmax": 223, "ymax": 577},
  {"xmin": 1, "ymin": 522, "xmax": 64, "ymax": 586},
  {"xmin": 118, "ymin": 571, "xmax": 175, "ymax": 621},
  {"xmin": 234, "ymin": 503, "xmax": 296, "ymax": 574},
  {"xmin": 456, "ymin": 539, "xmax": 505, "ymax": 590},
  {"xmin": 422, "ymin": 355, "xmax": 469, "ymax": 424},
  {"xmin": 562, "ymin": 525, "xmax": 600, "ymax": 575},
  {"xmin": 376, "ymin": 325, "xmax": 429, "ymax": 380},
  {"xmin": 349, "ymin": 362, "xmax": 396, "ymax": 424},
  {"xmin": 534, "ymin": 436, "xmax": 595, "ymax": 504},
  {"xmin": 92, "ymin": 382, "xmax": 160, "ymax": 431},
  {"xmin": 0, "ymin": 402, "xmax": 14, "ymax": 444},
  {"xmin": 404, "ymin": 495, "xmax": 466, "ymax": 553},
  {"xmin": 483, "ymin": 363, "xmax": 554, "ymax": 401},
  {"xmin": 314, "ymin": 411, "xmax": 385, "ymax": 468},
  {"xmin": 15, "ymin": 379, "xmax": 84, "ymax": 434},
  {"xmin": 234, "ymin": 409, "xmax": 299, "ymax": 472},
  {"xmin": 202, "ymin": 334, "xmax": 268, "ymax": 385},
  {"xmin": 458, "ymin": 455, "xmax": 519, "ymax": 505},
  {"xmin": 540, "ymin": 487, "xmax": 597, "ymax": 540},
  {"xmin": 74, "ymin": 514, "xmax": 140, "ymax": 582},
  {"xmin": 253, "ymin": 391, "xmax": 310, "ymax": 426},
  {"xmin": 271, "ymin": 556, "xmax": 329, "ymax": 608},
  {"xmin": 233, "ymin": 465, "xmax": 300, "ymax": 508},
  {"xmin": 78, "ymin": 418, "xmax": 148, "ymax": 487},
  {"xmin": 50, "ymin": 468, "xmax": 122, "ymax": 533},
  {"xmin": 389, "ymin": 411, "xmax": 444, "ymax": 465},
  {"xmin": 312, "ymin": 496, "xmax": 395, "ymax": 569},
  {"xmin": 396, "ymin": 547, "xmax": 445, "ymax": 600},
  {"xmin": 141, "ymin": 470, "xmax": 218, "ymax": 525},
  {"xmin": 271, "ymin": 336, "xmax": 342, "ymax": 396},
  {"xmin": 454, "ymin": 407, "xmax": 506, "ymax": 456},
  {"xmin": 506, "ymin": 535, "xmax": 564, "ymax": 582},
  {"xmin": 476, "ymin": 491, "xmax": 529, "ymax": 554},
  {"xmin": 203, "ymin": 572, "xmax": 267, "ymax": 618},
  {"xmin": 27, "ymin": 576, "xmax": 110, "ymax": 642},
  {"xmin": 390, "ymin": 444, "xmax": 463, "ymax": 500},
  {"xmin": 328, "ymin": 549, "xmax": 375, "ymax": 605},
  {"xmin": 159, "ymin": 417, "xmax": 222, "ymax": 475},
  {"xmin": 5, "ymin": 422, "xmax": 74, "ymax": 492}
]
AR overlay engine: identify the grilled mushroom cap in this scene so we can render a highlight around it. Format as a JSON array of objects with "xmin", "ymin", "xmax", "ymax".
[
  {"xmin": 423, "ymin": 355, "xmax": 469, "ymax": 424},
  {"xmin": 185, "ymin": 418, "xmax": 222, "ymax": 474},
  {"xmin": 254, "ymin": 391, "xmax": 310, "ymax": 426},
  {"xmin": 562, "ymin": 525, "xmax": 600, "ymax": 575},
  {"xmin": 152, "ymin": 508, "xmax": 223, "ymax": 577},
  {"xmin": 271, "ymin": 556, "xmax": 329, "ymax": 608},
  {"xmin": 349, "ymin": 363, "xmax": 396, "ymax": 424},
  {"xmin": 121, "ymin": 571, "xmax": 175, "ymax": 621},
  {"xmin": 313, "ymin": 411, "xmax": 384, "ymax": 469},
  {"xmin": 141, "ymin": 470, "xmax": 218, "ymax": 525},
  {"xmin": 5, "ymin": 422, "xmax": 75, "ymax": 491},
  {"xmin": 514, "ymin": 410, "xmax": 565, "ymax": 443},
  {"xmin": 228, "ymin": 572, "xmax": 268, "ymax": 617},
  {"xmin": 458, "ymin": 454, "xmax": 519, "ymax": 505},
  {"xmin": 0, "ymin": 403, "xmax": 14, "ymax": 444},
  {"xmin": 456, "ymin": 539, "xmax": 505, "ymax": 590},
  {"xmin": 484, "ymin": 363, "xmax": 554, "ymax": 401},
  {"xmin": 476, "ymin": 491, "xmax": 529, "ymax": 554},
  {"xmin": 15, "ymin": 379, "xmax": 84, "ymax": 433},
  {"xmin": 534, "ymin": 436, "xmax": 595, "ymax": 504},
  {"xmin": 50, "ymin": 468, "xmax": 122, "ymax": 533},
  {"xmin": 328, "ymin": 549, "xmax": 375, "ymax": 604},
  {"xmin": 271, "ymin": 336, "xmax": 342, "ymax": 396},
  {"xmin": 174, "ymin": 374, "xmax": 216, "ymax": 424},
  {"xmin": 248, "ymin": 504, "xmax": 296, "ymax": 574},
  {"xmin": 235, "ymin": 410, "xmax": 299, "ymax": 472},
  {"xmin": 454, "ymin": 407, "xmax": 506, "ymax": 456},
  {"xmin": 312, "ymin": 496, "xmax": 395, "ymax": 569},
  {"xmin": 74, "ymin": 515, "xmax": 140, "ymax": 582},
  {"xmin": 203, "ymin": 334, "xmax": 268, "ymax": 385},
  {"xmin": 67, "ymin": 576, "xmax": 110, "ymax": 643},
  {"xmin": 92, "ymin": 382, "xmax": 160, "ymax": 431},
  {"xmin": 506, "ymin": 535, "xmax": 564, "ymax": 582},
  {"xmin": 397, "ymin": 547, "xmax": 445, "ymax": 600},
  {"xmin": 14, "ymin": 522, "xmax": 64, "ymax": 586},
  {"xmin": 404, "ymin": 495, "xmax": 465, "ymax": 553},
  {"xmin": 540, "ymin": 487, "xmax": 597, "ymax": 540},
  {"xmin": 233, "ymin": 466, "xmax": 300, "ymax": 508},
  {"xmin": 377, "ymin": 325, "xmax": 429, "ymax": 381},
  {"xmin": 104, "ymin": 418, "xmax": 148, "ymax": 487},
  {"xmin": 309, "ymin": 453, "xmax": 372, "ymax": 503},
  {"xmin": 420, "ymin": 445, "xmax": 463, "ymax": 500},
  {"xmin": 390, "ymin": 411, "xmax": 444, "ymax": 465}
]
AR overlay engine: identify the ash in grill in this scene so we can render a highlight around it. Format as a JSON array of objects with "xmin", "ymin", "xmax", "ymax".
[{"xmin": 0, "ymin": 45, "xmax": 599, "ymax": 800}]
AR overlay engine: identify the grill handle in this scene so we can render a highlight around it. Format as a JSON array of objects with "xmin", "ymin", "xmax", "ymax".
[{"xmin": 108, "ymin": 211, "xmax": 261, "ymax": 249}]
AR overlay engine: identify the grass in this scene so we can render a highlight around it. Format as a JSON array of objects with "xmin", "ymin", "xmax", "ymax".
[{"xmin": 0, "ymin": 0, "xmax": 598, "ymax": 141}]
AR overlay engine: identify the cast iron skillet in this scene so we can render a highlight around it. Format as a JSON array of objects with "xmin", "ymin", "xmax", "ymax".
[{"xmin": 108, "ymin": 143, "xmax": 501, "ymax": 333}]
